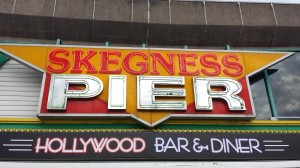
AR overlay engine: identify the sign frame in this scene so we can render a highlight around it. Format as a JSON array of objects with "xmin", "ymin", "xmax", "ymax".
[
  {"xmin": 0, "ymin": 131, "xmax": 299, "ymax": 160},
  {"xmin": 0, "ymin": 44, "xmax": 294, "ymax": 127}
]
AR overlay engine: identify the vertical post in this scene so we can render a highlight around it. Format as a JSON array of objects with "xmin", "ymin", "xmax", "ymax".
[
  {"xmin": 225, "ymin": 44, "xmax": 230, "ymax": 50},
  {"xmin": 225, "ymin": 44, "xmax": 278, "ymax": 119},
  {"xmin": 263, "ymin": 70, "xmax": 278, "ymax": 119},
  {"xmin": 56, "ymin": 39, "xmax": 61, "ymax": 45},
  {"xmin": 105, "ymin": 41, "xmax": 110, "ymax": 47}
]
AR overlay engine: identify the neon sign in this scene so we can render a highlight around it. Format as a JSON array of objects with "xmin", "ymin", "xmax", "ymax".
[{"xmin": 0, "ymin": 45, "xmax": 293, "ymax": 127}]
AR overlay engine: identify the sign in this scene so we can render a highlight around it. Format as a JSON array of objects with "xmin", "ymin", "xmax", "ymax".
[
  {"xmin": 0, "ymin": 132, "xmax": 299, "ymax": 160},
  {"xmin": 0, "ymin": 44, "xmax": 293, "ymax": 127}
]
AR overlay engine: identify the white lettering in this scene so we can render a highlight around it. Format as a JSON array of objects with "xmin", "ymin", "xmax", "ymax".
[
  {"xmin": 91, "ymin": 138, "xmax": 107, "ymax": 153},
  {"xmin": 48, "ymin": 138, "xmax": 63, "ymax": 153},
  {"xmin": 178, "ymin": 137, "xmax": 190, "ymax": 152},
  {"xmin": 137, "ymin": 76, "xmax": 186, "ymax": 110},
  {"xmin": 46, "ymin": 75, "xmax": 247, "ymax": 112},
  {"xmin": 62, "ymin": 138, "xmax": 72, "ymax": 153},
  {"xmin": 35, "ymin": 137, "xmax": 145, "ymax": 154},
  {"xmin": 193, "ymin": 77, "xmax": 246, "ymax": 110},
  {"xmin": 249, "ymin": 139, "xmax": 262, "ymax": 153},
  {"xmin": 133, "ymin": 138, "xmax": 146, "ymax": 153},
  {"xmin": 108, "ymin": 75, "xmax": 126, "ymax": 109},
  {"xmin": 238, "ymin": 138, "xmax": 250, "ymax": 153},
  {"xmin": 72, "ymin": 138, "xmax": 84, "ymax": 153},
  {"xmin": 226, "ymin": 138, "xmax": 239, "ymax": 153},
  {"xmin": 211, "ymin": 138, "xmax": 224, "ymax": 153},
  {"xmin": 80, "ymin": 138, "xmax": 93, "ymax": 153},
  {"xmin": 35, "ymin": 138, "xmax": 49, "ymax": 153},
  {"xmin": 164, "ymin": 138, "xmax": 178, "ymax": 152},
  {"xmin": 155, "ymin": 137, "xmax": 164, "ymax": 152},
  {"xmin": 47, "ymin": 75, "xmax": 103, "ymax": 109},
  {"xmin": 210, "ymin": 138, "xmax": 261, "ymax": 154},
  {"xmin": 155, "ymin": 137, "xmax": 190, "ymax": 153},
  {"xmin": 119, "ymin": 138, "xmax": 133, "ymax": 153}
]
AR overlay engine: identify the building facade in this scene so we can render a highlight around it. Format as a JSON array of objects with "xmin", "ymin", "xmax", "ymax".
[{"xmin": 0, "ymin": 0, "xmax": 300, "ymax": 167}]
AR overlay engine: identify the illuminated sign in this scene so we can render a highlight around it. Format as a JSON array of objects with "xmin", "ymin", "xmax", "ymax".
[
  {"xmin": 0, "ymin": 132, "xmax": 299, "ymax": 160},
  {"xmin": 0, "ymin": 45, "xmax": 293, "ymax": 127}
]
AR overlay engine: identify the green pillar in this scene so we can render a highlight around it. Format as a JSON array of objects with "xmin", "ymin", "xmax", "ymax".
[
  {"xmin": 0, "ymin": 53, "xmax": 8, "ymax": 66},
  {"xmin": 263, "ymin": 70, "xmax": 278, "ymax": 119},
  {"xmin": 56, "ymin": 39, "xmax": 61, "ymax": 45},
  {"xmin": 225, "ymin": 44, "xmax": 231, "ymax": 50}
]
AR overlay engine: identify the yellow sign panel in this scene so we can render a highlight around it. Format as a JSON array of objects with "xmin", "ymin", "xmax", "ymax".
[{"xmin": 0, "ymin": 44, "xmax": 293, "ymax": 127}]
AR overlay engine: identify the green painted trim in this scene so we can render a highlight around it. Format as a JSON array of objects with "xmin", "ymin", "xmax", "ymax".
[
  {"xmin": 0, "ymin": 123, "xmax": 299, "ymax": 131},
  {"xmin": 263, "ymin": 70, "xmax": 278, "ymax": 119},
  {"xmin": 0, "ymin": 52, "xmax": 8, "ymax": 66}
]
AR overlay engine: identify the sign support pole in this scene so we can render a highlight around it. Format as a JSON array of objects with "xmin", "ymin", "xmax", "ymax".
[
  {"xmin": 56, "ymin": 39, "xmax": 61, "ymax": 45},
  {"xmin": 263, "ymin": 70, "xmax": 278, "ymax": 119}
]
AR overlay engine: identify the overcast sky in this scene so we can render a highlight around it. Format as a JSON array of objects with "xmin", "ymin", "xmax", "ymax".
[
  {"xmin": 268, "ymin": 53, "xmax": 300, "ymax": 117},
  {"xmin": 250, "ymin": 53, "xmax": 300, "ymax": 118}
]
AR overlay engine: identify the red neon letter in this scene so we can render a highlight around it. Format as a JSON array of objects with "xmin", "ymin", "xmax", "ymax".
[
  {"xmin": 123, "ymin": 52, "xmax": 148, "ymax": 75},
  {"xmin": 71, "ymin": 50, "xmax": 97, "ymax": 73},
  {"xmin": 200, "ymin": 53, "xmax": 221, "ymax": 76},
  {"xmin": 178, "ymin": 53, "xmax": 200, "ymax": 76},
  {"xmin": 151, "ymin": 53, "xmax": 175, "ymax": 75},
  {"xmin": 46, "ymin": 49, "xmax": 70, "ymax": 73},
  {"xmin": 99, "ymin": 51, "xmax": 122, "ymax": 74},
  {"xmin": 222, "ymin": 54, "xmax": 244, "ymax": 77}
]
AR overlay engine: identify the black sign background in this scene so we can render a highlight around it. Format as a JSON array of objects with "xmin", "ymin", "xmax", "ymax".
[{"xmin": 0, "ymin": 132, "xmax": 299, "ymax": 160}]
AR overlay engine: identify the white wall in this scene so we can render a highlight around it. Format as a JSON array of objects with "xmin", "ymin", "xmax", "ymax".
[{"xmin": 0, "ymin": 59, "xmax": 42, "ymax": 117}]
